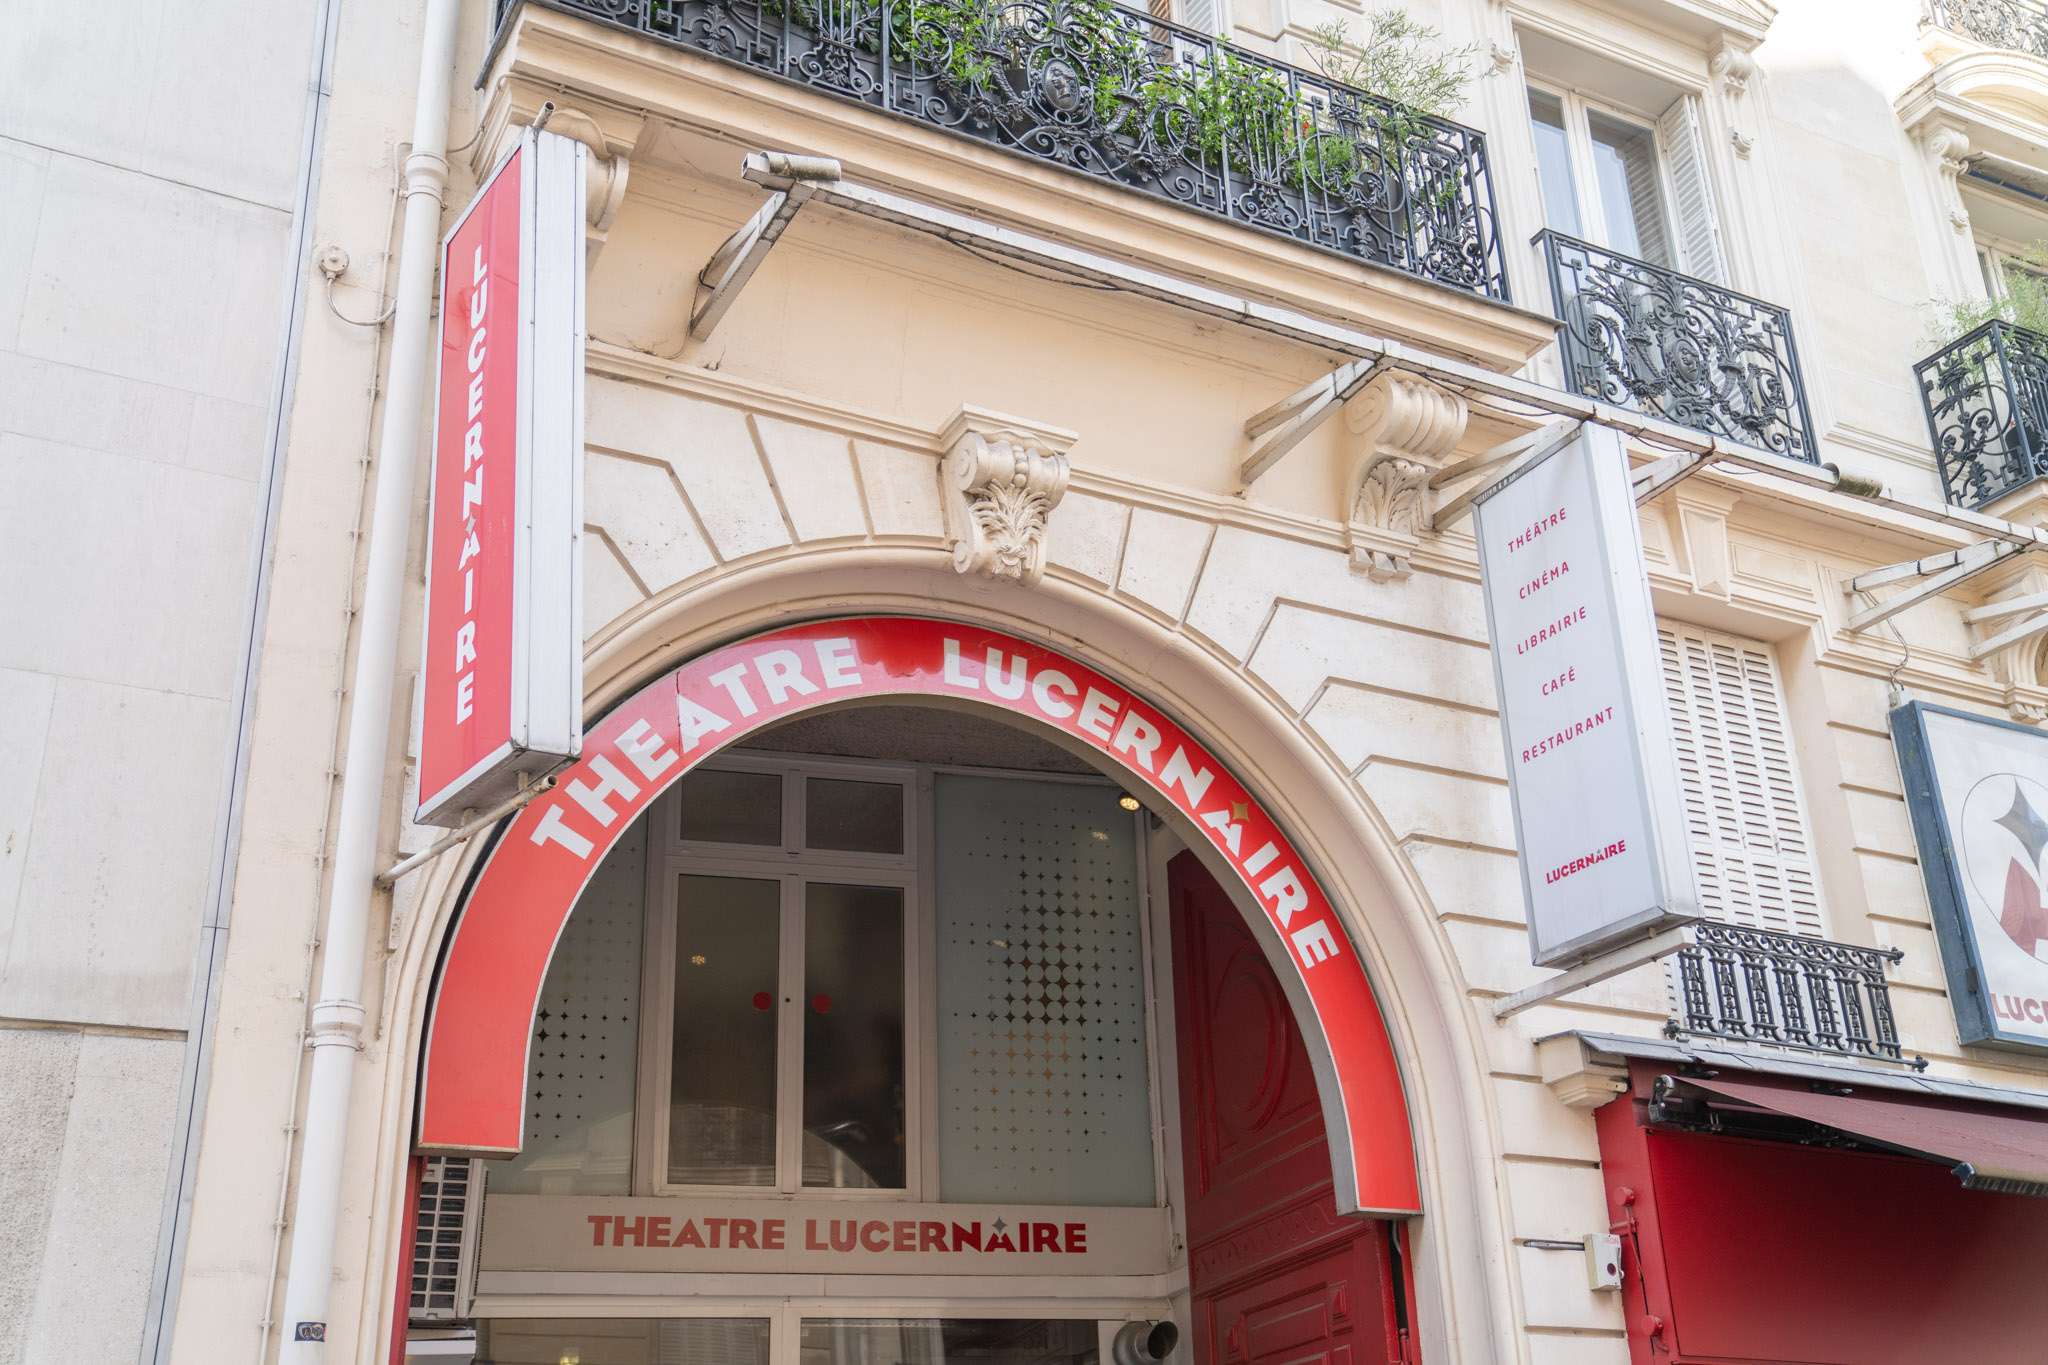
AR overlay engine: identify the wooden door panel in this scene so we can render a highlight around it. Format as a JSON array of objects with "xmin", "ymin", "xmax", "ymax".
[
  {"xmin": 1172, "ymin": 861, "xmax": 1327, "ymax": 1241},
  {"xmin": 1201, "ymin": 1238, "xmax": 1398, "ymax": 1365},
  {"xmin": 1169, "ymin": 851, "xmax": 1414, "ymax": 1365}
]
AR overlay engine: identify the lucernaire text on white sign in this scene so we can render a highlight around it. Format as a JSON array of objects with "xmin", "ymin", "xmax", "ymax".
[
  {"xmin": 414, "ymin": 128, "xmax": 587, "ymax": 827},
  {"xmin": 477, "ymin": 1195, "xmax": 1172, "ymax": 1277},
  {"xmin": 1893, "ymin": 703, "xmax": 2048, "ymax": 1052},
  {"xmin": 1472, "ymin": 425, "xmax": 1694, "ymax": 966}
]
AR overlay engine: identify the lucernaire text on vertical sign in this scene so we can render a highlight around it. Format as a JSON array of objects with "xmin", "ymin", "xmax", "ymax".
[
  {"xmin": 1892, "ymin": 703, "xmax": 2048, "ymax": 1052},
  {"xmin": 1472, "ymin": 425, "xmax": 1696, "ymax": 966},
  {"xmin": 416, "ymin": 129, "xmax": 587, "ymax": 827}
]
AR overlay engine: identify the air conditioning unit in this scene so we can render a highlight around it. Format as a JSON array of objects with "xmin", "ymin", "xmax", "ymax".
[{"xmin": 410, "ymin": 1156, "xmax": 483, "ymax": 1323}]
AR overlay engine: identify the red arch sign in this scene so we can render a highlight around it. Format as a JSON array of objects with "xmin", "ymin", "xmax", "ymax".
[{"xmin": 418, "ymin": 616, "xmax": 1421, "ymax": 1215}]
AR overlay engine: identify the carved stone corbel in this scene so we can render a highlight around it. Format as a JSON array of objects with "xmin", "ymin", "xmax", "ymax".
[
  {"xmin": 1710, "ymin": 43, "xmax": 1756, "ymax": 99},
  {"xmin": 533, "ymin": 105, "xmax": 635, "ymax": 254},
  {"xmin": 1341, "ymin": 372, "xmax": 1468, "ymax": 580},
  {"xmin": 473, "ymin": 85, "xmax": 642, "ymax": 256},
  {"xmin": 940, "ymin": 407, "xmax": 1076, "ymax": 586},
  {"xmin": 1536, "ymin": 1034, "xmax": 1628, "ymax": 1112},
  {"xmin": 1917, "ymin": 119, "xmax": 1974, "ymax": 234}
]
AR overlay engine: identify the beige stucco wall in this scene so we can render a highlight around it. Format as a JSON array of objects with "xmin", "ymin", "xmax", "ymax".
[{"xmin": 140, "ymin": 0, "xmax": 2048, "ymax": 1362}]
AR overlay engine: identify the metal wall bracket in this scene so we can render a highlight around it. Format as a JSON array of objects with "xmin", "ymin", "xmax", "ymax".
[
  {"xmin": 1239, "ymin": 357, "xmax": 1388, "ymax": 489},
  {"xmin": 688, "ymin": 151, "xmax": 843, "ymax": 341},
  {"xmin": 1968, "ymin": 597, "xmax": 2048, "ymax": 660},
  {"xmin": 1492, "ymin": 925, "xmax": 1692, "ymax": 1020},
  {"xmin": 1429, "ymin": 419, "xmax": 1581, "ymax": 531},
  {"xmin": 1842, "ymin": 538, "xmax": 2027, "ymax": 633}
]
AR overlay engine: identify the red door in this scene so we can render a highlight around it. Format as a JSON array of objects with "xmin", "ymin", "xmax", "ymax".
[{"xmin": 1169, "ymin": 851, "xmax": 1417, "ymax": 1365}]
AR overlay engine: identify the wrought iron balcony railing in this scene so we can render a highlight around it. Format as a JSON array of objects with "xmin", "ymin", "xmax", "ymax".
[
  {"xmin": 493, "ymin": 0, "xmax": 1510, "ymax": 300},
  {"xmin": 1926, "ymin": 0, "xmax": 2048, "ymax": 60},
  {"xmin": 1668, "ymin": 921, "xmax": 1920, "ymax": 1068},
  {"xmin": 1914, "ymin": 318, "xmax": 2048, "ymax": 506},
  {"xmin": 1532, "ymin": 230, "xmax": 1818, "ymax": 462}
]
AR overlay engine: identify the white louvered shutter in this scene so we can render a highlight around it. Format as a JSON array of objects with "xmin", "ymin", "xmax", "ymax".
[
  {"xmin": 1172, "ymin": 0, "xmax": 1219, "ymax": 32},
  {"xmin": 1658, "ymin": 625, "xmax": 1826, "ymax": 937},
  {"xmin": 1655, "ymin": 95, "xmax": 1729, "ymax": 284},
  {"xmin": 409, "ymin": 1156, "xmax": 480, "ymax": 1322}
]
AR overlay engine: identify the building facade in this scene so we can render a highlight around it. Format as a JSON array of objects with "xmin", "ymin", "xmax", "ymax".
[{"xmin": 16, "ymin": 0, "xmax": 2048, "ymax": 1362}]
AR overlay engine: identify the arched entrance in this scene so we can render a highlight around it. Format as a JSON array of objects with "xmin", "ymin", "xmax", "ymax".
[{"xmin": 419, "ymin": 615, "xmax": 1419, "ymax": 1217}]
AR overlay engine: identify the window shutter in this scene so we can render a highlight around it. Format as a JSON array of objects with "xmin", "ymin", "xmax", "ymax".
[
  {"xmin": 1656, "ymin": 95, "xmax": 1729, "ymax": 284},
  {"xmin": 1658, "ymin": 625, "xmax": 1825, "ymax": 938},
  {"xmin": 1173, "ymin": 0, "xmax": 1219, "ymax": 32}
]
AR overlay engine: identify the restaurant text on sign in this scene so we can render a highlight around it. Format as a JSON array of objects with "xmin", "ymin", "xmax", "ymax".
[{"xmin": 418, "ymin": 616, "xmax": 1422, "ymax": 1217}]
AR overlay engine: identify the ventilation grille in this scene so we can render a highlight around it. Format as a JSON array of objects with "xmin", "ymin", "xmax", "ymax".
[
  {"xmin": 1658, "ymin": 625, "xmax": 1825, "ymax": 938},
  {"xmin": 409, "ymin": 1156, "xmax": 479, "ymax": 1322}
]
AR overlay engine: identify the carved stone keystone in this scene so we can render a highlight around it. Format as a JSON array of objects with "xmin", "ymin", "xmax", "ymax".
[
  {"xmin": 940, "ymin": 407, "xmax": 1077, "ymax": 586},
  {"xmin": 1342, "ymin": 372, "xmax": 1468, "ymax": 580}
]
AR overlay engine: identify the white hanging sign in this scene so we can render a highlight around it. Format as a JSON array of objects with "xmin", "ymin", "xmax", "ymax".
[{"xmin": 1472, "ymin": 425, "xmax": 1696, "ymax": 965}]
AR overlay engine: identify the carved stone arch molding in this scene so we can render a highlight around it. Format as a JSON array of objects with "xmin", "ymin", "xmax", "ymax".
[{"xmin": 378, "ymin": 551, "xmax": 1522, "ymax": 1363}]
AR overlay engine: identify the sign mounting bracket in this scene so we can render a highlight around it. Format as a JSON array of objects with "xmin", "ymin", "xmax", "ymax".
[
  {"xmin": 1429, "ymin": 419, "xmax": 1582, "ymax": 532},
  {"xmin": 1239, "ymin": 357, "xmax": 1389, "ymax": 490},
  {"xmin": 689, "ymin": 151, "xmax": 843, "ymax": 341},
  {"xmin": 1842, "ymin": 539, "xmax": 2029, "ymax": 634}
]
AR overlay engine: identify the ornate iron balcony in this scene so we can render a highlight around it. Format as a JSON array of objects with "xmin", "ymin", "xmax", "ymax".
[
  {"xmin": 493, "ymin": 0, "xmax": 1510, "ymax": 300},
  {"xmin": 1668, "ymin": 921, "xmax": 1920, "ymax": 1068},
  {"xmin": 1532, "ymin": 230, "xmax": 1817, "ymax": 462},
  {"xmin": 1926, "ymin": 0, "xmax": 2048, "ymax": 60},
  {"xmin": 1915, "ymin": 319, "xmax": 2048, "ymax": 507}
]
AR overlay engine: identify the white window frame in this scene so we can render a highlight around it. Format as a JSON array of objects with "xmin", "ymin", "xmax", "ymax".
[
  {"xmin": 1526, "ymin": 77, "xmax": 1680, "ymax": 264},
  {"xmin": 634, "ymin": 751, "xmax": 1170, "ymax": 1210},
  {"xmin": 636, "ymin": 753, "xmax": 924, "ymax": 1200},
  {"xmin": 1977, "ymin": 232, "xmax": 2048, "ymax": 303}
]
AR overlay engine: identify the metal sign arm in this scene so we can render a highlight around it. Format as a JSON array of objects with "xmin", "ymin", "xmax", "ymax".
[
  {"xmin": 1842, "ymin": 540, "xmax": 2024, "ymax": 633},
  {"xmin": 1428, "ymin": 419, "xmax": 1582, "ymax": 532},
  {"xmin": 1629, "ymin": 449, "xmax": 1706, "ymax": 503},
  {"xmin": 1969, "ymin": 607, "xmax": 2048, "ymax": 660},
  {"xmin": 1238, "ymin": 358, "xmax": 1387, "ymax": 489},
  {"xmin": 689, "ymin": 151, "xmax": 843, "ymax": 341}
]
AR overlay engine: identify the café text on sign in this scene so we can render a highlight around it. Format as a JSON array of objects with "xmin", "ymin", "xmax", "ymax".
[
  {"xmin": 1471, "ymin": 425, "xmax": 1694, "ymax": 966},
  {"xmin": 415, "ymin": 128, "xmax": 587, "ymax": 826}
]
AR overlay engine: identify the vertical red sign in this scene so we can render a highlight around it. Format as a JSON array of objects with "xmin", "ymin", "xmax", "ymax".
[{"xmin": 421, "ymin": 148, "xmax": 525, "ymax": 811}]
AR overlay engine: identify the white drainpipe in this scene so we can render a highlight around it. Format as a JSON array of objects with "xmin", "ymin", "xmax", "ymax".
[{"xmin": 276, "ymin": 0, "xmax": 462, "ymax": 1355}]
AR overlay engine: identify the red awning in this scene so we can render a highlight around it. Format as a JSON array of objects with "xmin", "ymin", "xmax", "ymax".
[{"xmin": 1686, "ymin": 1075, "xmax": 2048, "ymax": 1196}]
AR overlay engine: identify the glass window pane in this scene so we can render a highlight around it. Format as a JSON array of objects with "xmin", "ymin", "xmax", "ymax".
[
  {"xmin": 1527, "ymin": 87, "xmax": 1583, "ymax": 237},
  {"xmin": 668, "ymin": 875, "xmax": 780, "ymax": 1186},
  {"xmin": 807, "ymin": 777, "xmax": 905, "ymax": 854},
  {"xmin": 1587, "ymin": 109, "xmax": 1670, "ymax": 266},
  {"xmin": 803, "ymin": 882, "xmax": 906, "ymax": 1188},
  {"xmin": 799, "ymin": 1319, "xmax": 1099, "ymax": 1365},
  {"xmin": 477, "ymin": 1318, "xmax": 771, "ymax": 1365},
  {"xmin": 679, "ymin": 767, "xmax": 782, "ymax": 845},
  {"xmin": 935, "ymin": 775, "xmax": 1156, "ymax": 1206},
  {"xmin": 497, "ymin": 821, "xmax": 646, "ymax": 1195}
]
